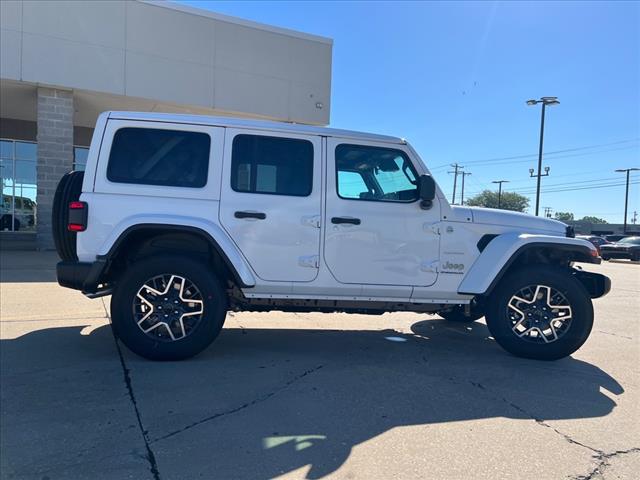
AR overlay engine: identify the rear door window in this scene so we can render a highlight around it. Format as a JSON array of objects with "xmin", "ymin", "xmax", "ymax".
[
  {"xmin": 230, "ymin": 134, "xmax": 313, "ymax": 196},
  {"xmin": 107, "ymin": 128, "xmax": 210, "ymax": 187}
]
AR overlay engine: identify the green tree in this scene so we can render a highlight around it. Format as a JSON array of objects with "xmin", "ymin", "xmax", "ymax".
[
  {"xmin": 579, "ymin": 216, "xmax": 608, "ymax": 224},
  {"xmin": 554, "ymin": 212, "xmax": 574, "ymax": 222},
  {"xmin": 465, "ymin": 190, "xmax": 530, "ymax": 212}
]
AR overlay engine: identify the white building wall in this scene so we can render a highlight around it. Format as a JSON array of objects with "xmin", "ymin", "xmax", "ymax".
[{"xmin": 0, "ymin": 0, "xmax": 332, "ymax": 125}]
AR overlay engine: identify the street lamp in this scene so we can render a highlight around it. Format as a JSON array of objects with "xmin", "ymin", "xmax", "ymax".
[
  {"xmin": 527, "ymin": 96, "xmax": 560, "ymax": 216},
  {"xmin": 492, "ymin": 180, "xmax": 509, "ymax": 208},
  {"xmin": 615, "ymin": 167, "xmax": 640, "ymax": 234}
]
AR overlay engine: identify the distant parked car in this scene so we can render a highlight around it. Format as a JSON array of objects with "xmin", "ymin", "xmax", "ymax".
[
  {"xmin": 600, "ymin": 236, "xmax": 640, "ymax": 261},
  {"xmin": 576, "ymin": 235, "xmax": 609, "ymax": 255},
  {"xmin": 604, "ymin": 234, "xmax": 629, "ymax": 243}
]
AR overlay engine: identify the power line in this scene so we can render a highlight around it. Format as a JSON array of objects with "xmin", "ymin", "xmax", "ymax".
[
  {"xmin": 463, "ymin": 179, "xmax": 640, "ymax": 197},
  {"xmin": 430, "ymin": 138, "xmax": 639, "ymax": 170},
  {"xmin": 513, "ymin": 181, "xmax": 640, "ymax": 195},
  {"xmin": 462, "ymin": 174, "xmax": 640, "ymax": 197}
]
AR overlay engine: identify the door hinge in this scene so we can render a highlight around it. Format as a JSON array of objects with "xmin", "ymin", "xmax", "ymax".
[
  {"xmin": 299, "ymin": 255, "xmax": 320, "ymax": 268},
  {"xmin": 421, "ymin": 260, "xmax": 439, "ymax": 273},
  {"xmin": 423, "ymin": 222, "xmax": 441, "ymax": 235},
  {"xmin": 301, "ymin": 215, "xmax": 321, "ymax": 228}
]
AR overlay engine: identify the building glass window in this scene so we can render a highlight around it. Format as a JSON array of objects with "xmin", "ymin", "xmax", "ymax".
[
  {"xmin": 1, "ymin": 139, "xmax": 37, "ymax": 233},
  {"xmin": 74, "ymin": 146, "xmax": 89, "ymax": 171}
]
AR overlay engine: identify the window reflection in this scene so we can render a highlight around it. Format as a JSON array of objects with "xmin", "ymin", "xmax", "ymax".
[
  {"xmin": 74, "ymin": 146, "xmax": 89, "ymax": 171},
  {"xmin": 1, "ymin": 139, "xmax": 37, "ymax": 233}
]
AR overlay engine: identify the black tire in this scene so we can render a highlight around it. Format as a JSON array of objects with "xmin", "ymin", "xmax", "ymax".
[
  {"xmin": 52, "ymin": 171, "xmax": 84, "ymax": 261},
  {"xmin": 439, "ymin": 305, "xmax": 484, "ymax": 323},
  {"xmin": 111, "ymin": 255, "xmax": 227, "ymax": 361},
  {"xmin": 485, "ymin": 265, "xmax": 593, "ymax": 361},
  {"xmin": 0, "ymin": 215, "xmax": 19, "ymax": 231},
  {"xmin": 632, "ymin": 252, "xmax": 640, "ymax": 262}
]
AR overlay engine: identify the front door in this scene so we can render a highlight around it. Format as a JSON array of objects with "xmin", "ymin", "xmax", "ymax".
[
  {"xmin": 219, "ymin": 129, "xmax": 322, "ymax": 282},
  {"xmin": 324, "ymin": 138, "xmax": 439, "ymax": 288}
]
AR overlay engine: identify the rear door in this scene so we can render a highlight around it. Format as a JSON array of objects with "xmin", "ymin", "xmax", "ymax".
[{"xmin": 219, "ymin": 129, "xmax": 322, "ymax": 282}]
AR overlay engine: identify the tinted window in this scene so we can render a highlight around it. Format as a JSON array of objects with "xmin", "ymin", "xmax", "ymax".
[
  {"xmin": 619, "ymin": 237, "xmax": 640, "ymax": 245},
  {"xmin": 231, "ymin": 134, "xmax": 313, "ymax": 196},
  {"xmin": 107, "ymin": 128, "xmax": 210, "ymax": 187},
  {"xmin": 336, "ymin": 144, "xmax": 418, "ymax": 202}
]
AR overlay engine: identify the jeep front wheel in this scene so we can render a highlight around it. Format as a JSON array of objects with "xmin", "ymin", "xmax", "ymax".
[
  {"xmin": 111, "ymin": 255, "xmax": 227, "ymax": 361},
  {"xmin": 485, "ymin": 266, "xmax": 593, "ymax": 361}
]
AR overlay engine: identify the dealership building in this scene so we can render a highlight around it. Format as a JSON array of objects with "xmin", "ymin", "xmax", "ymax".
[{"xmin": 0, "ymin": 0, "xmax": 332, "ymax": 249}]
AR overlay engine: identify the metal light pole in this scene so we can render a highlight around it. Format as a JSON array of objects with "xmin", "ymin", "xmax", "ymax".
[
  {"xmin": 615, "ymin": 168, "xmax": 640, "ymax": 234},
  {"xmin": 526, "ymin": 97, "xmax": 560, "ymax": 216},
  {"xmin": 492, "ymin": 180, "xmax": 509, "ymax": 209}
]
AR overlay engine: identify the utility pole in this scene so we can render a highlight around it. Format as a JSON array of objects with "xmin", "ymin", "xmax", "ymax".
[
  {"xmin": 632, "ymin": 211, "xmax": 638, "ymax": 225},
  {"xmin": 492, "ymin": 180, "xmax": 509, "ymax": 209},
  {"xmin": 543, "ymin": 207, "xmax": 553, "ymax": 218},
  {"xmin": 615, "ymin": 168, "xmax": 640, "ymax": 234},
  {"xmin": 448, "ymin": 163, "xmax": 463, "ymax": 204},
  {"xmin": 460, "ymin": 171, "xmax": 472, "ymax": 205},
  {"xmin": 526, "ymin": 97, "xmax": 560, "ymax": 216}
]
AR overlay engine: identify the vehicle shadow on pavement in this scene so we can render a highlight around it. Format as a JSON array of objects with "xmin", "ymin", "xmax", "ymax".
[{"xmin": 1, "ymin": 319, "xmax": 624, "ymax": 479}]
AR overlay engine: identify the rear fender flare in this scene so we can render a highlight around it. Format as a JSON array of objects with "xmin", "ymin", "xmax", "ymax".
[{"xmin": 99, "ymin": 215, "xmax": 256, "ymax": 287}]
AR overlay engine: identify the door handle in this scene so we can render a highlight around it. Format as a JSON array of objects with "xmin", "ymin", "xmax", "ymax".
[
  {"xmin": 234, "ymin": 211, "xmax": 266, "ymax": 220},
  {"xmin": 331, "ymin": 216, "xmax": 361, "ymax": 225}
]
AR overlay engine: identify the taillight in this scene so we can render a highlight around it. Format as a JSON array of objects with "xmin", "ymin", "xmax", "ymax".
[{"xmin": 68, "ymin": 201, "xmax": 88, "ymax": 232}]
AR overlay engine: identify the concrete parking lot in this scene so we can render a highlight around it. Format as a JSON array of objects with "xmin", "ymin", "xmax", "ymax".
[{"xmin": 1, "ymin": 251, "xmax": 638, "ymax": 480}]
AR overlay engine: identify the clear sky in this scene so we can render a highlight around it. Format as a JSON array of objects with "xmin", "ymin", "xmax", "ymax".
[{"xmin": 182, "ymin": 0, "xmax": 639, "ymax": 223}]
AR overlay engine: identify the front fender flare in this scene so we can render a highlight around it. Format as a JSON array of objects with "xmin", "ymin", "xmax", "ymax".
[
  {"xmin": 98, "ymin": 215, "xmax": 256, "ymax": 287},
  {"xmin": 458, "ymin": 233, "xmax": 599, "ymax": 296}
]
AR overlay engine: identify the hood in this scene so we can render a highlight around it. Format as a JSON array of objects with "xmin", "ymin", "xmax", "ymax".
[{"xmin": 468, "ymin": 207, "xmax": 567, "ymax": 235}]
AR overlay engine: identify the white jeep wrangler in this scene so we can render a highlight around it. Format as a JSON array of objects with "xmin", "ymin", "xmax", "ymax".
[{"xmin": 54, "ymin": 111, "xmax": 610, "ymax": 361}]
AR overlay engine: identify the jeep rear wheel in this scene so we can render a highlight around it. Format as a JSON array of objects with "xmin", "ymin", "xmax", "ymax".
[
  {"xmin": 485, "ymin": 265, "xmax": 593, "ymax": 361},
  {"xmin": 111, "ymin": 255, "xmax": 227, "ymax": 360}
]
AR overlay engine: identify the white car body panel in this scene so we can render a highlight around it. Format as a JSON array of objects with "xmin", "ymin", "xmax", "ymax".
[{"xmin": 77, "ymin": 196, "xmax": 257, "ymax": 287}]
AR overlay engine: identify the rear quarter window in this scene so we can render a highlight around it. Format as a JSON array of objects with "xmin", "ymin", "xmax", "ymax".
[{"xmin": 107, "ymin": 128, "xmax": 210, "ymax": 187}]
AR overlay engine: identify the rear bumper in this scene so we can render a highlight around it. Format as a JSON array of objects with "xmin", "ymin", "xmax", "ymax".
[{"xmin": 57, "ymin": 259, "xmax": 110, "ymax": 296}]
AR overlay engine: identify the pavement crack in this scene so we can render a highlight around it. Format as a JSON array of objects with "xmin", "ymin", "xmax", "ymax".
[
  {"xmin": 103, "ymin": 298, "xmax": 161, "ymax": 480},
  {"xmin": 150, "ymin": 364, "xmax": 325, "ymax": 444},
  {"xmin": 571, "ymin": 447, "xmax": 640, "ymax": 480},
  {"xmin": 465, "ymin": 379, "xmax": 601, "ymax": 454},
  {"xmin": 596, "ymin": 330, "xmax": 633, "ymax": 340}
]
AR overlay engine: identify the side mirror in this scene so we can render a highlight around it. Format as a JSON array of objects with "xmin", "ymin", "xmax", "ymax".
[{"xmin": 418, "ymin": 174, "xmax": 436, "ymax": 210}]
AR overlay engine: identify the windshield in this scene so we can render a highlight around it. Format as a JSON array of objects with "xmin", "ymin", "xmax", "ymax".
[{"xmin": 618, "ymin": 237, "xmax": 640, "ymax": 245}]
